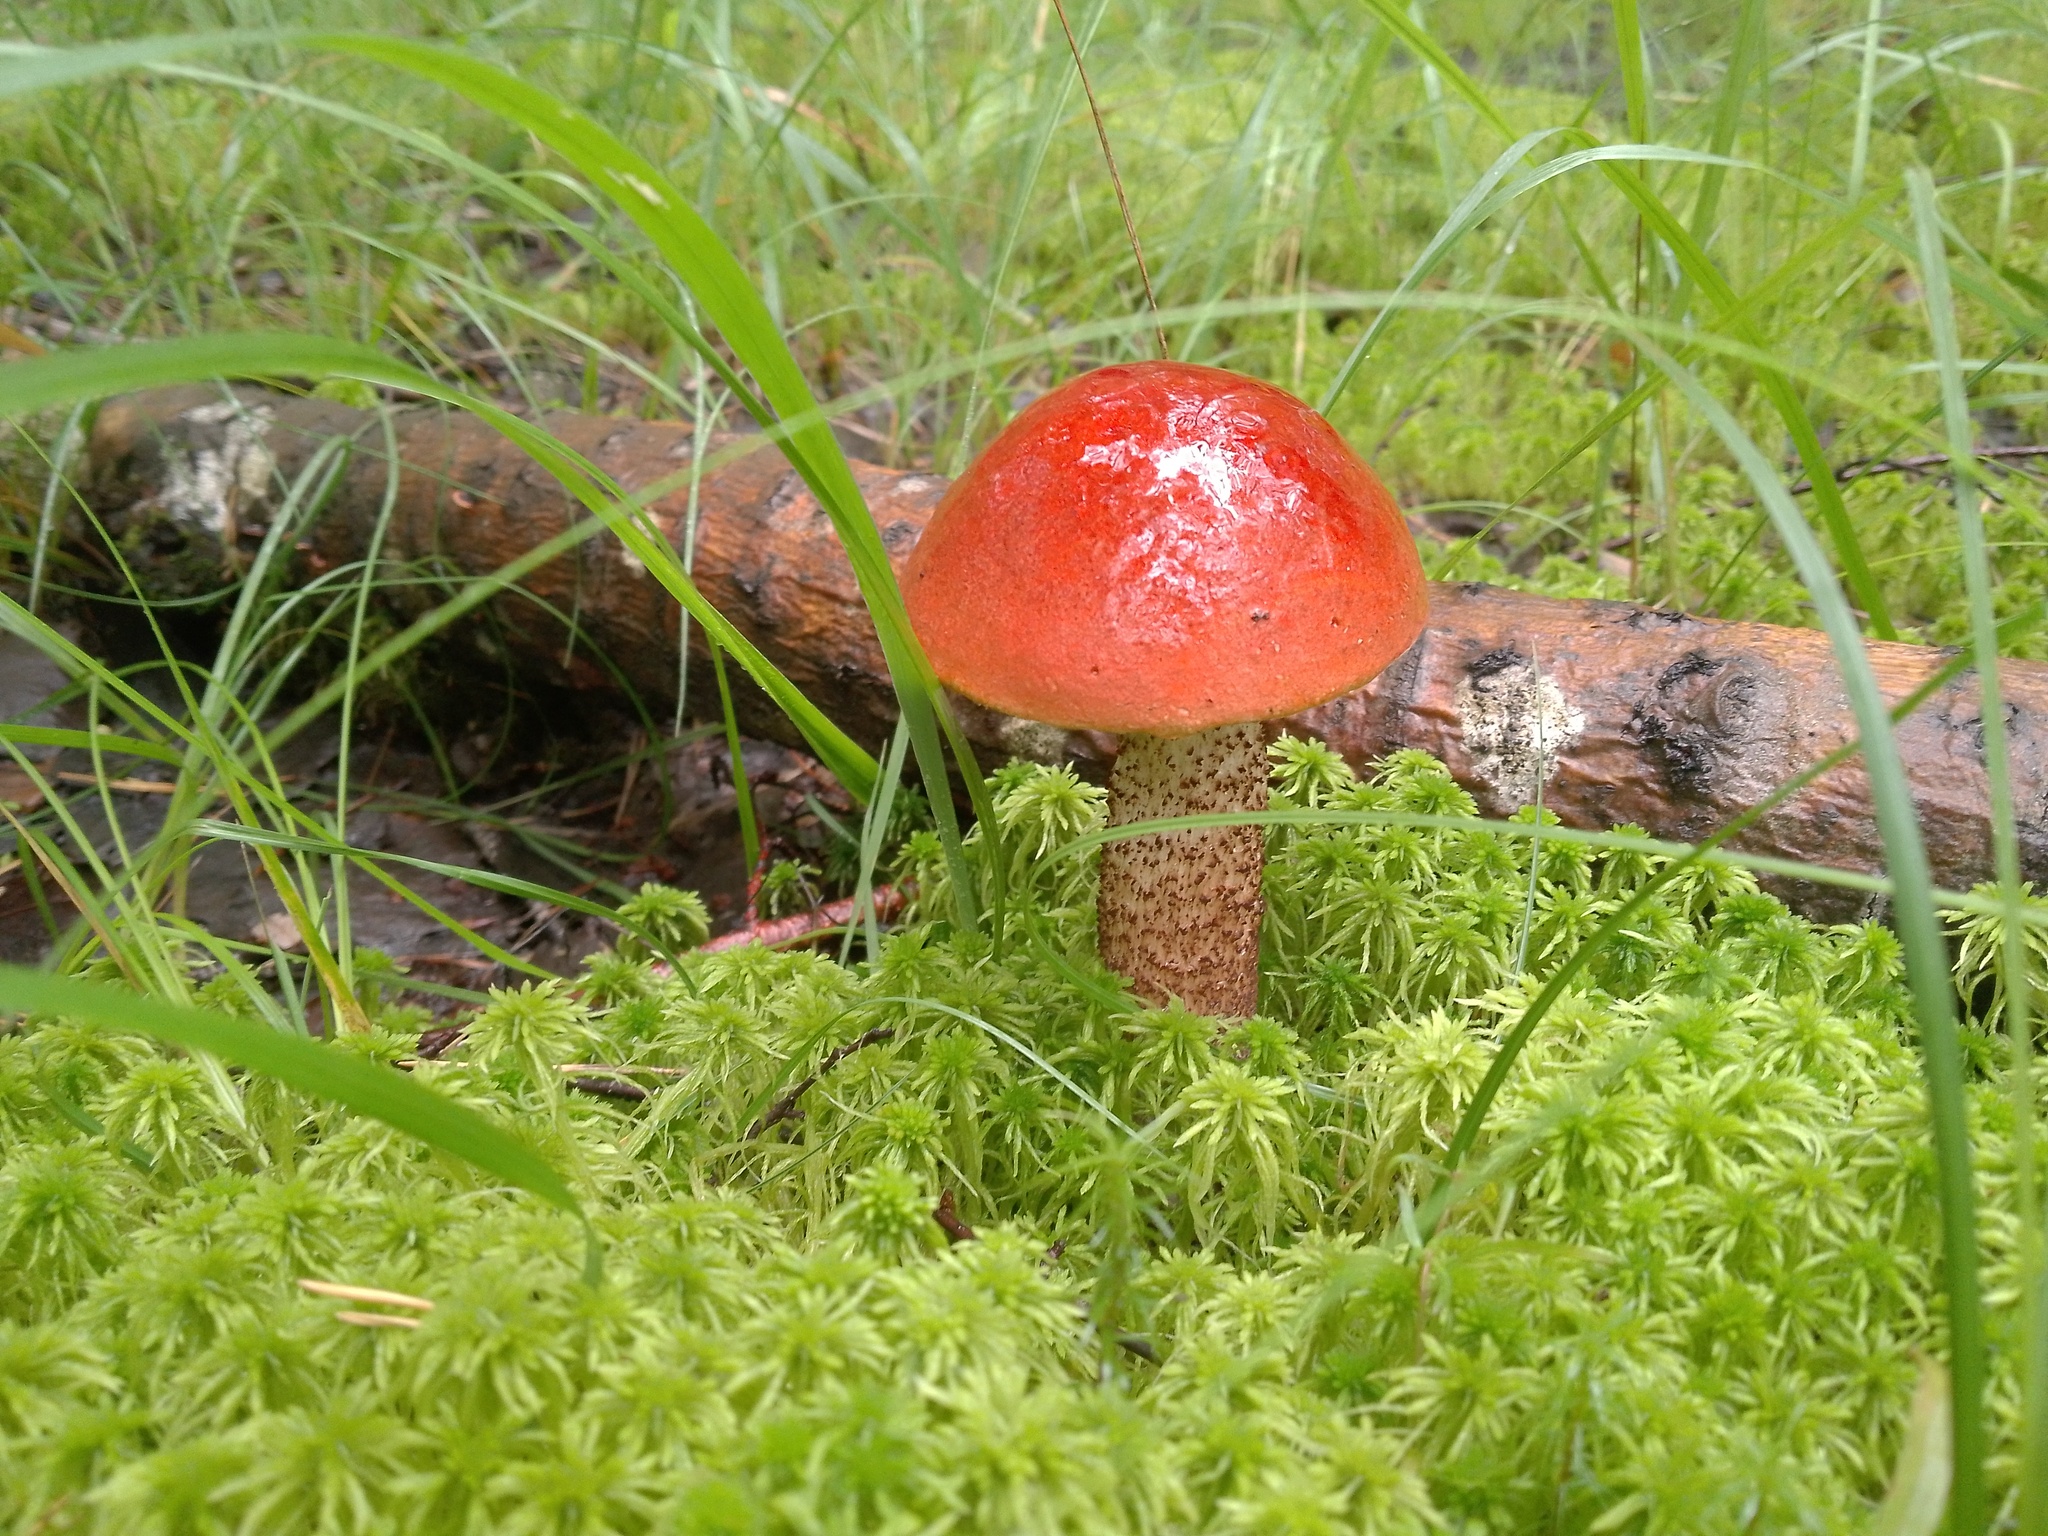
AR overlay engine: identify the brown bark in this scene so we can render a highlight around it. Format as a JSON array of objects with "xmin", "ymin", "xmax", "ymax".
[{"xmin": 80, "ymin": 386, "xmax": 2048, "ymax": 921}]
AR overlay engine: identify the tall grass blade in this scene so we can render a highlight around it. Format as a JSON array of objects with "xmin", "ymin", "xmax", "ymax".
[
  {"xmin": 709, "ymin": 640, "xmax": 762, "ymax": 878},
  {"xmin": 0, "ymin": 333, "xmax": 876, "ymax": 799},
  {"xmin": 28, "ymin": 403, "xmax": 86, "ymax": 615},
  {"xmin": 1873, "ymin": 1358, "xmax": 1953, "ymax": 1536},
  {"xmin": 0, "ymin": 33, "xmax": 252, "ymax": 96},
  {"xmin": 0, "ymin": 727, "xmax": 180, "ymax": 765},
  {"xmin": 844, "ymin": 717, "xmax": 911, "ymax": 964},
  {"xmin": 1408, "ymin": 0, "xmax": 1462, "ymax": 214},
  {"xmin": 184, "ymin": 820, "xmax": 660, "ymax": 943},
  {"xmin": 1046, "ymin": 0, "xmax": 1166, "ymax": 359},
  {"xmin": 1683, "ymin": 0, "xmax": 1768, "ymax": 273},
  {"xmin": 1612, "ymin": 0, "xmax": 1650, "ymax": 143},
  {"xmin": 1320, "ymin": 138, "xmax": 1732, "ymax": 415},
  {"xmin": 1351, "ymin": 0, "xmax": 1898, "ymax": 636},
  {"xmin": 1617, "ymin": 332, "xmax": 1984, "ymax": 1534},
  {"xmin": 1847, "ymin": 0, "xmax": 1888, "ymax": 206},
  {"xmin": 1909, "ymin": 165, "xmax": 2019, "ymax": 1536},
  {"xmin": 0, "ymin": 966, "xmax": 581, "ymax": 1218},
  {"xmin": 299, "ymin": 32, "xmax": 983, "ymax": 921}
]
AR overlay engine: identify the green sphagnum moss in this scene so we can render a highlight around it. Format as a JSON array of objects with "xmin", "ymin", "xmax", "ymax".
[{"xmin": 0, "ymin": 747, "xmax": 2041, "ymax": 1532}]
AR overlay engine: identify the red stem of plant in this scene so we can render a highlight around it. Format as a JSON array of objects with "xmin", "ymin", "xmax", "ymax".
[{"xmin": 701, "ymin": 885, "xmax": 906, "ymax": 954}]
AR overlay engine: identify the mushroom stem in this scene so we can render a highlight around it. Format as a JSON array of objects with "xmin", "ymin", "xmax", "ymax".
[{"xmin": 1097, "ymin": 722, "xmax": 1268, "ymax": 1017}]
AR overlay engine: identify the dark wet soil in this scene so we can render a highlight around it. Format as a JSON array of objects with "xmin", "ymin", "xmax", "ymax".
[{"xmin": 0, "ymin": 622, "xmax": 856, "ymax": 1015}]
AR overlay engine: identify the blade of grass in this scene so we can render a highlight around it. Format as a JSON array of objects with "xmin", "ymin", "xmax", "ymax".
[
  {"xmin": 1846, "ymin": 0, "xmax": 1889, "ymax": 207},
  {"xmin": 298, "ymin": 31, "xmax": 984, "ymax": 925},
  {"xmin": 1873, "ymin": 1357, "xmax": 1953, "ymax": 1536},
  {"xmin": 952, "ymin": 0, "xmax": 1107, "ymax": 470},
  {"xmin": 0, "ymin": 726, "xmax": 180, "ymax": 764},
  {"xmin": 1498, "ymin": 189, "xmax": 1896, "ymax": 535},
  {"xmin": 864, "ymin": 995, "xmax": 1139, "ymax": 1139},
  {"xmin": 1674, "ymin": 0, "xmax": 1768, "ymax": 317},
  {"xmin": 0, "ymin": 33, "xmax": 255, "ymax": 95},
  {"xmin": 0, "ymin": 965, "xmax": 581, "ymax": 1218},
  {"xmin": 1319, "ymin": 136, "xmax": 1732, "ymax": 414},
  {"xmin": 0, "ymin": 332, "xmax": 877, "ymax": 800},
  {"xmin": 183, "ymin": 819, "xmax": 643, "ymax": 966},
  {"xmin": 1351, "ymin": 0, "xmax": 1898, "ymax": 637},
  {"xmin": 326, "ymin": 407, "xmax": 405, "ymax": 992},
  {"xmin": 1613, "ymin": 0, "xmax": 1650, "ymax": 143},
  {"xmin": 843, "ymin": 716, "xmax": 911, "ymax": 965},
  {"xmin": 1047, "ymin": 0, "xmax": 1166, "ymax": 360},
  {"xmin": 28, "ymin": 403, "xmax": 87, "ymax": 615},
  {"xmin": 153, "ymin": 59, "xmax": 777, "ymax": 433},
  {"xmin": 1402, "ymin": 0, "xmax": 1459, "ymax": 215},
  {"xmin": 1516, "ymin": 329, "xmax": 1985, "ymax": 1531},
  {"xmin": 709, "ymin": 638, "xmax": 761, "ymax": 878},
  {"xmin": 0, "ymin": 810, "xmax": 136, "ymax": 987},
  {"xmin": 224, "ymin": 732, "xmax": 566, "ymax": 982},
  {"xmin": 1909, "ymin": 165, "xmax": 2014, "ymax": 1536}
]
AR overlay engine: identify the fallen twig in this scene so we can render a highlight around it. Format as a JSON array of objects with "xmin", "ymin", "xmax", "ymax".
[
  {"xmin": 747, "ymin": 1025, "xmax": 896, "ymax": 1138},
  {"xmin": 558, "ymin": 1063, "xmax": 683, "ymax": 1102},
  {"xmin": 301, "ymin": 1276, "xmax": 432, "ymax": 1328},
  {"xmin": 564, "ymin": 1075, "xmax": 649, "ymax": 1102},
  {"xmin": 701, "ymin": 885, "xmax": 906, "ymax": 953},
  {"xmin": 53, "ymin": 773, "xmax": 176, "ymax": 794},
  {"xmin": 933, "ymin": 1188, "xmax": 976, "ymax": 1244},
  {"xmin": 297, "ymin": 1278, "xmax": 434, "ymax": 1311},
  {"xmin": 1772, "ymin": 443, "xmax": 2048, "ymax": 499},
  {"xmin": 415, "ymin": 1026, "xmax": 465, "ymax": 1060}
]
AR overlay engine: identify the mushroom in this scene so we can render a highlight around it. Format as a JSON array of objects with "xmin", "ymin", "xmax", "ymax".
[{"xmin": 903, "ymin": 361, "xmax": 1427, "ymax": 1017}]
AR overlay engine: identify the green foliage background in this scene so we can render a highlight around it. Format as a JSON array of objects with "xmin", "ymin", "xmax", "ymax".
[
  {"xmin": 3, "ymin": 0, "xmax": 2044, "ymax": 645},
  {"xmin": 2, "ymin": 0, "xmax": 2048, "ymax": 1530}
]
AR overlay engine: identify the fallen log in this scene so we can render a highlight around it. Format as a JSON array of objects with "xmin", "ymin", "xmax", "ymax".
[{"xmin": 79, "ymin": 385, "xmax": 2048, "ymax": 921}]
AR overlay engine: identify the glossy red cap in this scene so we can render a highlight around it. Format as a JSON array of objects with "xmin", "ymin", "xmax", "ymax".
[{"xmin": 902, "ymin": 361, "xmax": 1427, "ymax": 737}]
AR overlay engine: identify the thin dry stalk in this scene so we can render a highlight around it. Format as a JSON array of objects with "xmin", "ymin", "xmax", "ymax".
[{"xmin": 1048, "ymin": 0, "xmax": 1168, "ymax": 360}]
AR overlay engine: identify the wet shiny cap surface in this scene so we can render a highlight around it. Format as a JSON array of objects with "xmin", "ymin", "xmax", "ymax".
[{"xmin": 902, "ymin": 361, "xmax": 1428, "ymax": 736}]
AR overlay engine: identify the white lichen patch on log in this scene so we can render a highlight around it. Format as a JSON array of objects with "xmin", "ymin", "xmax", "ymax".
[
  {"xmin": 156, "ymin": 400, "xmax": 276, "ymax": 535},
  {"xmin": 1454, "ymin": 654, "xmax": 1585, "ymax": 806},
  {"xmin": 1098, "ymin": 722, "xmax": 1267, "ymax": 1018},
  {"xmin": 993, "ymin": 714, "xmax": 1076, "ymax": 765},
  {"xmin": 941, "ymin": 693, "xmax": 1099, "ymax": 768}
]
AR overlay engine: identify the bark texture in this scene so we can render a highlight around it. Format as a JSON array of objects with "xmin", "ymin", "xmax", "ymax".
[
  {"xmin": 1098, "ymin": 725, "xmax": 1269, "ymax": 1016},
  {"xmin": 79, "ymin": 386, "xmax": 2048, "ymax": 922}
]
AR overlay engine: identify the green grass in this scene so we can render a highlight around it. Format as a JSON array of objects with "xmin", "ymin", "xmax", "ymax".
[{"xmin": 2, "ymin": 0, "xmax": 2048, "ymax": 1530}]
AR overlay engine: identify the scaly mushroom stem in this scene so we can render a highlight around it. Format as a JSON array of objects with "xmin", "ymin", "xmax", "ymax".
[{"xmin": 1097, "ymin": 722, "xmax": 1268, "ymax": 1017}]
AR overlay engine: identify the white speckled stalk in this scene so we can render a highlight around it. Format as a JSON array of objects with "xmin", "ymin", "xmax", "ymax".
[{"xmin": 1097, "ymin": 723, "xmax": 1268, "ymax": 1017}]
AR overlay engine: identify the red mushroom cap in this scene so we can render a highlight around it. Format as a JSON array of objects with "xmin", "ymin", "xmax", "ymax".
[{"xmin": 902, "ymin": 361, "xmax": 1428, "ymax": 737}]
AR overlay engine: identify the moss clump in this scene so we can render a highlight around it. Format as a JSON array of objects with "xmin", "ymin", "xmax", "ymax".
[{"xmin": 0, "ymin": 745, "xmax": 2038, "ymax": 1533}]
